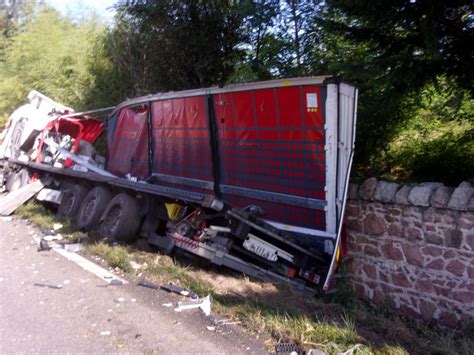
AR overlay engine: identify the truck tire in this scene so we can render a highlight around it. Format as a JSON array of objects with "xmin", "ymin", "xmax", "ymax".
[
  {"xmin": 58, "ymin": 184, "xmax": 89, "ymax": 218},
  {"xmin": 76, "ymin": 186, "xmax": 113, "ymax": 230},
  {"xmin": 100, "ymin": 193, "xmax": 141, "ymax": 243}
]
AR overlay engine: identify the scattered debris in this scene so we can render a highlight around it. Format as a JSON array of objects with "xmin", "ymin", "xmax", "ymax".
[
  {"xmin": 0, "ymin": 180, "xmax": 45, "ymax": 216},
  {"xmin": 307, "ymin": 349, "xmax": 325, "ymax": 355},
  {"xmin": 64, "ymin": 243, "xmax": 81, "ymax": 252},
  {"xmin": 37, "ymin": 239, "xmax": 51, "ymax": 252},
  {"xmin": 162, "ymin": 303, "xmax": 173, "ymax": 307},
  {"xmin": 116, "ymin": 297, "xmax": 125, "ymax": 302},
  {"xmin": 53, "ymin": 223, "xmax": 63, "ymax": 230},
  {"xmin": 161, "ymin": 283, "xmax": 198, "ymax": 299},
  {"xmin": 274, "ymin": 342, "xmax": 301, "ymax": 355},
  {"xmin": 63, "ymin": 280, "xmax": 70, "ymax": 285},
  {"xmin": 131, "ymin": 298, "xmax": 136, "ymax": 302},
  {"xmin": 137, "ymin": 280, "xmax": 160, "ymax": 290},
  {"xmin": 129, "ymin": 261, "xmax": 142, "ymax": 270},
  {"xmin": 43, "ymin": 234, "xmax": 63, "ymax": 241},
  {"xmin": 0, "ymin": 216, "xmax": 13, "ymax": 222},
  {"xmin": 206, "ymin": 326, "xmax": 216, "ymax": 331},
  {"xmin": 340, "ymin": 344, "xmax": 363, "ymax": 355},
  {"xmin": 100, "ymin": 331, "xmax": 111, "ymax": 336},
  {"xmin": 33, "ymin": 283, "xmax": 63, "ymax": 289},
  {"xmin": 174, "ymin": 295, "xmax": 211, "ymax": 316}
]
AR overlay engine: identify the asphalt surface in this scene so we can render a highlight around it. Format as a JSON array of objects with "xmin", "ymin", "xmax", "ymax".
[{"xmin": 0, "ymin": 217, "xmax": 267, "ymax": 354}]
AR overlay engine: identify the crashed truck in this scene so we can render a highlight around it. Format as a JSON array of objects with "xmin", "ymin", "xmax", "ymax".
[{"xmin": 0, "ymin": 77, "xmax": 357, "ymax": 292}]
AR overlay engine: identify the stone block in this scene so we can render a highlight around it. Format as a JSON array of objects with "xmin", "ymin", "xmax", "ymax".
[
  {"xmin": 469, "ymin": 196, "xmax": 474, "ymax": 212},
  {"xmin": 401, "ymin": 244, "xmax": 424, "ymax": 266},
  {"xmin": 391, "ymin": 272, "xmax": 411, "ymax": 288},
  {"xmin": 374, "ymin": 181, "xmax": 399, "ymax": 203},
  {"xmin": 430, "ymin": 186, "xmax": 454, "ymax": 208},
  {"xmin": 395, "ymin": 185, "xmax": 412, "ymax": 205},
  {"xmin": 426, "ymin": 258, "xmax": 445, "ymax": 270},
  {"xmin": 387, "ymin": 224, "xmax": 404, "ymax": 238},
  {"xmin": 425, "ymin": 232, "xmax": 443, "ymax": 245},
  {"xmin": 419, "ymin": 299, "xmax": 436, "ymax": 321},
  {"xmin": 452, "ymin": 291, "xmax": 473, "ymax": 304},
  {"xmin": 363, "ymin": 213, "xmax": 386, "ymax": 235},
  {"xmin": 381, "ymin": 243, "xmax": 404, "ymax": 261},
  {"xmin": 362, "ymin": 264, "xmax": 377, "ymax": 279},
  {"xmin": 421, "ymin": 245, "xmax": 443, "ymax": 257},
  {"xmin": 445, "ymin": 229, "xmax": 462, "ymax": 249},
  {"xmin": 415, "ymin": 278, "xmax": 434, "ymax": 293},
  {"xmin": 448, "ymin": 181, "xmax": 474, "ymax": 211},
  {"xmin": 348, "ymin": 183, "xmax": 359, "ymax": 200},
  {"xmin": 466, "ymin": 234, "xmax": 474, "ymax": 251},
  {"xmin": 408, "ymin": 185, "xmax": 437, "ymax": 207},
  {"xmin": 446, "ymin": 260, "xmax": 466, "ymax": 277},
  {"xmin": 405, "ymin": 227, "xmax": 423, "ymax": 242},
  {"xmin": 364, "ymin": 245, "xmax": 382, "ymax": 258},
  {"xmin": 358, "ymin": 177, "xmax": 378, "ymax": 200}
]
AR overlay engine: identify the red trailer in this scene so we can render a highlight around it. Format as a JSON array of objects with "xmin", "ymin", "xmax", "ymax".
[{"xmin": 8, "ymin": 77, "xmax": 357, "ymax": 292}]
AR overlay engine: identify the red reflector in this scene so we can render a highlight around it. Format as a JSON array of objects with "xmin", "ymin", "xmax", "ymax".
[{"xmin": 288, "ymin": 268, "xmax": 297, "ymax": 278}]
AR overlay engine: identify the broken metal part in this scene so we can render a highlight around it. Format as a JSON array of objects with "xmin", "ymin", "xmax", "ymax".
[
  {"xmin": 174, "ymin": 295, "xmax": 211, "ymax": 316},
  {"xmin": 161, "ymin": 284, "xmax": 198, "ymax": 299}
]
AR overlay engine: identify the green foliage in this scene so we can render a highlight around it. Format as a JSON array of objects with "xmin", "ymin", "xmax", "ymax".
[
  {"xmin": 311, "ymin": 0, "xmax": 473, "ymax": 182},
  {"xmin": 383, "ymin": 78, "xmax": 474, "ymax": 184},
  {"xmin": 110, "ymin": 0, "xmax": 246, "ymax": 94},
  {"xmin": 0, "ymin": 5, "xmax": 107, "ymax": 116},
  {"xmin": 87, "ymin": 242, "xmax": 131, "ymax": 272}
]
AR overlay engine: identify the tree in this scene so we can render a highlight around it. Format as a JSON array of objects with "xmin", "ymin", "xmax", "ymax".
[
  {"xmin": 310, "ymin": 0, "xmax": 474, "ymax": 177},
  {"xmin": 0, "ymin": 6, "xmax": 106, "ymax": 116},
  {"xmin": 111, "ymin": 0, "xmax": 245, "ymax": 94}
]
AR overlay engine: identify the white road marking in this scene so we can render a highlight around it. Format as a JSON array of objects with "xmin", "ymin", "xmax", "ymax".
[{"xmin": 31, "ymin": 235, "xmax": 128, "ymax": 285}]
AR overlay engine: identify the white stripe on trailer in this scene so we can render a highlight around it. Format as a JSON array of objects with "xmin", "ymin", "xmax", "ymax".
[
  {"xmin": 325, "ymin": 83, "xmax": 338, "ymax": 235},
  {"xmin": 323, "ymin": 85, "xmax": 358, "ymax": 291},
  {"xmin": 263, "ymin": 220, "xmax": 336, "ymax": 239}
]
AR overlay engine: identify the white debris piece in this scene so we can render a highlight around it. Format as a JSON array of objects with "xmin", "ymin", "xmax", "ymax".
[
  {"xmin": 53, "ymin": 223, "xmax": 63, "ymax": 231},
  {"xmin": 174, "ymin": 295, "xmax": 212, "ymax": 316},
  {"xmin": 100, "ymin": 331, "xmax": 111, "ymax": 336},
  {"xmin": 44, "ymin": 234, "xmax": 63, "ymax": 241}
]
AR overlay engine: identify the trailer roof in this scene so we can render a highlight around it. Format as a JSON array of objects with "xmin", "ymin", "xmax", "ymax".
[{"xmin": 114, "ymin": 75, "xmax": 333, "ymax": 112}]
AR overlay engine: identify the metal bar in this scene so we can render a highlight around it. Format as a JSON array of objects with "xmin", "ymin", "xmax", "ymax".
[
  {"xmin": 58, "ymin": 106, "xmax": 115, "ymax": 119},
  {"xmin": 151, "ymin": 173, "xmax": 214, "ymax": 190},
  {"xmin": 227, "ymin": 209, "xmax": 325, "ymax": 262},
  {"xmin": 221, "ymin": 184, "xmax": 326, "ymax": 211},
  {"xmin": 43, "ymin": 138, "xmax": 116, "ymax": 177},
  {"xmin": 115, "ymin": 76, "xmax": 331, "ymax": 111}
]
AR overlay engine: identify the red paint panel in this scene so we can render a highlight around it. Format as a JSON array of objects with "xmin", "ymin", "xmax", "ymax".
[
  {"xmin": 151, "ymin": 96, "xmax": 214, "ymax": 184},
  {"xmin": 107, "ymin": 107, "xmax": 149, "ymax": 179},
  {"xmin": 277, "ymin": 86, "xmax": 302, "ymax": 128},
  {"xmin": 216, "ymin": 84, "xmax": 327, "ymax": 231},
  {"xmin": 254, "ymin": 89, "xmax": 277, "ymax": 128}
]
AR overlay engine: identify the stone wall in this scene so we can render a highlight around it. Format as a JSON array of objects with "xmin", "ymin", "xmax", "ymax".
[{"xmin": 345, "ymin": 178, "xmax": 474, "ymax": 327}]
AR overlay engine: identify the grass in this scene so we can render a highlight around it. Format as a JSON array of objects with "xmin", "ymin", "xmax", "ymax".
[
  {"xmin": 14, "ymin": 200, "xmax": 474, "ymax": 354},
  {"xmin": 86, "ymin": 242, "xmax": 131, "ymax": 272}
]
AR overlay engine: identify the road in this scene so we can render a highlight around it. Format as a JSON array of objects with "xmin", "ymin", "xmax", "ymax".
[{"xmin": 0, "ymin": 217, "xmax": 267, "ymax": 354}]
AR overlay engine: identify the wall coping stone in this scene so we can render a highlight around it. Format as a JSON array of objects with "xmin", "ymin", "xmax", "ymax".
[{"xmin": 350, "ymin": 178, "xmax": 474, "ymax": 211}]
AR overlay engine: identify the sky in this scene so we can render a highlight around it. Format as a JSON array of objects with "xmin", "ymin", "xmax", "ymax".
[{"xmin": 46, "ymin": 0, "xmax": 117, "ymax": 22}]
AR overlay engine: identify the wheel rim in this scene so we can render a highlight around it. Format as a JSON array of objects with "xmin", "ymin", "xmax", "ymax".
[
  {"xmin": 104, "ymin": 205, "xmax": 122, "ymax": 235},
  {"xmin": 62, "ymin": 194, "xmax": 75, "ymax": 215},
  {"xmin": 83, "ymin": 197, "xmax": 98, "ymax": 222}
]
